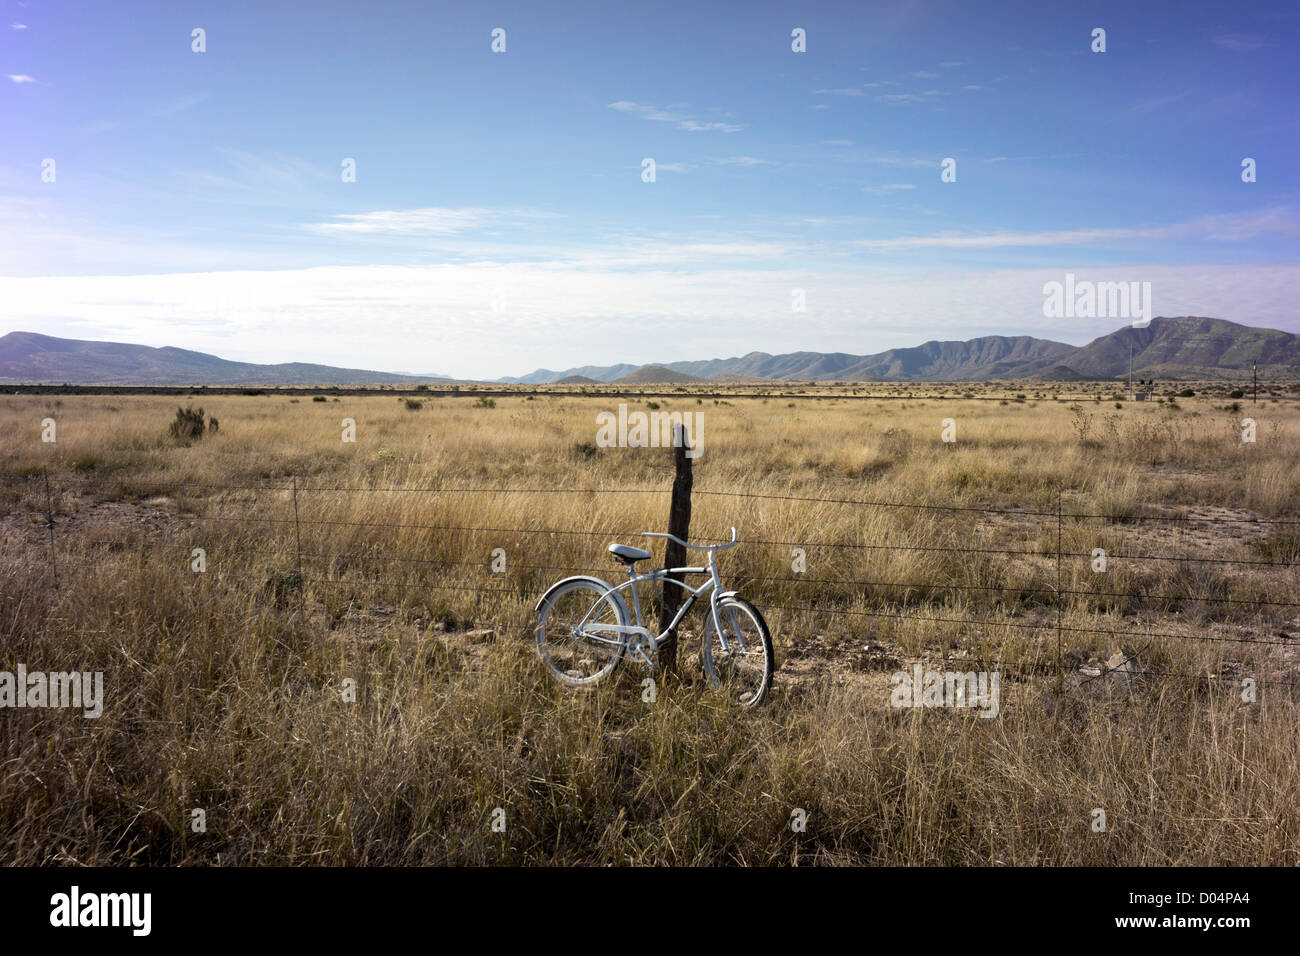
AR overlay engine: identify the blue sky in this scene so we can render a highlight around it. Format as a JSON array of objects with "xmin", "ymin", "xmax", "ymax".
[{"xmin": 2, "ymin": 0, "xmax": 1298, "ymax": 378}]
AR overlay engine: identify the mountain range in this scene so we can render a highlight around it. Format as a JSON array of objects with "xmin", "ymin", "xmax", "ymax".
[
  {"xmin": 505, "ymin": 316, "xmax": 1300, "ymax": 383},
  {"xmin": 2, "ymin": 317, "xmax": 1297, "ymax": 385},
  {"xmin": 0, "ymin": 331, "xmax": 453, "ymax": 386}
]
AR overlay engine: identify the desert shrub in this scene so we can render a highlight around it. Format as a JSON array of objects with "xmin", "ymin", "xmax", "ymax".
[
  {"xmin": 1249, "ymin": 531, "xmax": 1300, "ymax": 564},
  {"xmin": 313, "ymin": 396, "xmax": 327, "ymax": 402},
  {"xmin": 878, "ymin": 426, "xmax": 913, "ymax": 460},
  {"xmin": 168, "ymin": 406, "xmax": 210, "ymax": 444},
  {"xmin": 404, "ymin": 399, "xmax": 423, "ymax": 411},
  {"xmin": 1069, "ymin": 403, "xmax": 1094, "ymax": 444},
  {"xmin": 474, "ymin": 396, "xmax": 496, "ymax": 409}
]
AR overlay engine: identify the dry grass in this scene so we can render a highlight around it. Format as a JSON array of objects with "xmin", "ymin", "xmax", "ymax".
[{"xmin": 1, "ymin": 385, "xmax": 1298, "ymax": 864}]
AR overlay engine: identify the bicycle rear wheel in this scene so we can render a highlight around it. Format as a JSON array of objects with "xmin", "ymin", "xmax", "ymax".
[
  {"xmin": 701, "ymin": 596, "xmax": 774, "ymax": 707},
  {"xmin": 535, "ymin": 579, "xmax": 627, "ymax": 686}
]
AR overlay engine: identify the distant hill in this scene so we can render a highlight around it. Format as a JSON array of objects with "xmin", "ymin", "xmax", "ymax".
[
  {"xmin": 507, "ymin": 317, "xmax": 1299, "ymax": 383},
  {"xmin": 1054, "ymin": 317, "xmax": 1300, "ymax": 380},
  {"xmin": 0, "ymin": 332, "xmax": 456, "ymax": 385},
  {"xmin": 498, "ymin": 363, "xmax": 638, "ymax": 384},
  {"xmin": 613, "ymin": 364, "xmax": 706, "ymax": 384},
  {"xmin": 553, "ymin": 374, "xmax": 600, "ymax": 385}
]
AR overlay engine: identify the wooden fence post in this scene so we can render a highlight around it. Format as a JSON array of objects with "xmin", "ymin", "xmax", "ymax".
[
  {"xmin": 43, "ymin": 466, "xmax": 58, "ymax": 590},
  {"xmin": 658, "ymin": 423, "xmax": 693, "ymax": 674}
]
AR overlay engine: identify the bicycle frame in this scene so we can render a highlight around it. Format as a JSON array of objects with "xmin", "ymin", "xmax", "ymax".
[{"xmin": 569, "ymin": 530, "xmax": 743, "ymax": 665}]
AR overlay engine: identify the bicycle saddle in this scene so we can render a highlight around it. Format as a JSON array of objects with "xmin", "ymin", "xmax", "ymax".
[{"xmin": 608, "ymin": 544, "xmax": 652, "ymax": 564}]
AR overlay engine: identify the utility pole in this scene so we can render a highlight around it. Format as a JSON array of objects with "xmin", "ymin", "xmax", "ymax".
[
  {"xmin": 1128, "ymin": 342, "xmax": 1133, "ymax": 401},
  {"xmin": 1253, "ymin": 361, "xmax": 1258, "ymax": 405}
]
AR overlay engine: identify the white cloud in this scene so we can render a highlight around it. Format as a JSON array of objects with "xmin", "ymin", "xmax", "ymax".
[
  {"xmin": 709, "ymin": 156, "xmax": 780, "ymax": 167},
  {"xmin": 1212, "ymin": 33, "xmax": 1270, "ymax": 52},
  {"xmin": 875, "ymin": 93, "xmax": 936, "ymax": 105},
  {"xmin": 855, "ymin": 227, "xmax": 1163, "ymax": 250},
  {"xmin": 607, "ymin": 101, "xmax": 744, "ymax": 133},
  {"xmin": 305, "ymin": 207, "xmax": 516, "ymax": 236},
  {"xmin": 852, "ymin": 209, "xmax": 1300, "ymax": 251},
  {"xmin": 678, "ymin": 119, "xmax": 744, "ymax": 132},
  {"xmin": 157, "ymin": 92, "xmax": 211, "ymax": 117},
  {"xmin": 7, "ymin": 74, "xmax": 37, "ymax": 83},
  {"xmin": 863, "ymin": 183, "xmax": 917, "ymax": 194}
]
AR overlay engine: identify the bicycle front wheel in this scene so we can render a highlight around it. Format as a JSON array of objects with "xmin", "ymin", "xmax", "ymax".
[
  {"xmin": 535, "ymin": 579, "xmax": 627, "ymax": 686},
  {"xmin": 701, "ymin": 596, "xmax": 774, "ymax": 707}
]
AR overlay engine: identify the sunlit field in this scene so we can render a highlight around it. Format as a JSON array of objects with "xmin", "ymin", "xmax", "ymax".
[{"xmin": 2, "ymin": 381, "xmax": 1298, "ymax": 864}]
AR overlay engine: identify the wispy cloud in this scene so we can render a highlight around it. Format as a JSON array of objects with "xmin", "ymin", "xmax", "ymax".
[
  {"xmin": 813, "ymin": 87, "xmax": 866, "ymax": 96},
  {"xmin": 1212, "ymin": 33, "xmax": 1271, "ymax": 52},
  {"xmin": 607, "ymin": 101, "xmax": 744, "ymax": 133},
  {"xmin": 11, "ymin": 22, "xmax": 28, "ymax": 30},
  {"xmin": 873, "ymin": 91, "xmax": 946, "ymax": 105},
  {"xmin": 6, "ymin": 74, "xmax": 37, "ymax": 84},
  {"xmin": 157, "ymin": 92, "xmax": 211, "ymax": 118},
  {"xmin": 710, "ymin": 156, "xmax": 780, "ymax": 167},
  {"xmin": 678, "ymin": 119, "xmax": 742, "ymax": 132},
  {"xmin": 305, "ymin": 207, "xmax": 534, "ymax": 236},
  {"xmin": 852, "ymin": 208, "xmax": 1300, "ymax": 250},
  {"xmin": 1131, "ymin": 89, "xmax": 1194, "ymax": 114},
  {"xmin": 863, "ymin": 183, "xmax": 917, "ymax": 195}
]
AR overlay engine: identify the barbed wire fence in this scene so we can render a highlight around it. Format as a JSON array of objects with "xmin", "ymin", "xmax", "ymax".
[{"xmin": 16, "ymin": 454, "xmax": 1300, "ymax": 694}]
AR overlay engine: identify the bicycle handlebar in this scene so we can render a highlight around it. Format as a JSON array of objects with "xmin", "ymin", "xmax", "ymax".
[{"xmin": 641, "ymin": 526, "xmax": 738, "ymax": 551}]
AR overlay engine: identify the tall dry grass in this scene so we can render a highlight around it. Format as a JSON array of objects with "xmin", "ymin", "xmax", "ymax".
[{"xmin": 1, "ymin": 387, "xmax": 1298, "ymax": 864}]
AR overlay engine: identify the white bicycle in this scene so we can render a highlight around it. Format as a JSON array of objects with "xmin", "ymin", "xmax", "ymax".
[{"xmin": 534, "ymin": 528, "xmax": 774, "ymax": 707}]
